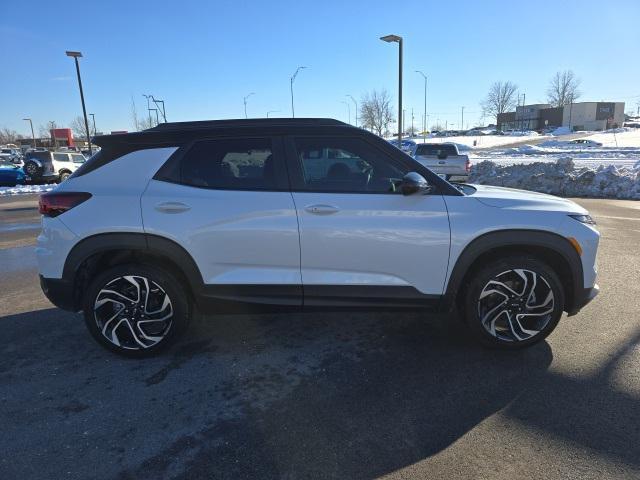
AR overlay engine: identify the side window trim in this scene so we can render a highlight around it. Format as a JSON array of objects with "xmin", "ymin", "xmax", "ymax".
[{"xmin": 154, "ymin": 135, "xmax": 290, "ymax": 192}]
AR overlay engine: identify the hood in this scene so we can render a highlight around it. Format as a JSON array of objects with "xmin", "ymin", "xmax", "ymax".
[{"xmin": 467, "ymin": 184, "xmax": 587, "ymax": 214}]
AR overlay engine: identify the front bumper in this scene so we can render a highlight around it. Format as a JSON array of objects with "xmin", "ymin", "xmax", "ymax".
[
  {"xmin": 39, "ymin": 275, "xmax": 78, "ymax": 311},
  {"xmin": 567, "ymin": 283, "xmax": 599, "ymax": 316}
]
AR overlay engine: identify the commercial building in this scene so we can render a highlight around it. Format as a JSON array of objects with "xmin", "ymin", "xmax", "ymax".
[{"xmin": 497, "ymin": 101, "xmax": 625, "ymax": 132}]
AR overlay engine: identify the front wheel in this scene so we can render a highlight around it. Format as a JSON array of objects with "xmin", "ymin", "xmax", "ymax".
[
  {"xmin": 464, "ymin": 256, "xmax": 564, "ymax": 349},
  {"xmin": 82, "ymin": 264, "xmax": 191, "ymax": 357}
]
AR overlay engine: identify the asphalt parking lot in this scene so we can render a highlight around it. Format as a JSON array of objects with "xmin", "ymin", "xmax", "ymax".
[{"xmin": 1, "ymin": 194, "xmax": 639, "ymax": 480}]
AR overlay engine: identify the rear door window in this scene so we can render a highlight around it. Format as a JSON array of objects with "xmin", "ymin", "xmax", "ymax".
[
  {"xmin": 176, "ymin": 138, "xmax": 286, "ymax": 191},
  {"xmin": 53, "ymin": 153, "xmax": 70, "ymax": 162}
]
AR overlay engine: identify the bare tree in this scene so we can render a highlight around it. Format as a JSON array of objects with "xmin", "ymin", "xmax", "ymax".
[
  {"xmin": 481, "ymin": 81, "xmax": 519, "ymax": 120},
  {"xmin": 0, "ymin": 128, "xmax": 22, "ymax": 144},
  {"xmin": 547, "ymin": 70, "xmax": 581, "ymax": 107},
  {"xmin": 131, "ymin": 97, "xmax": 154, "ymax": 131},
  {"xmin": 70, "ymin": 116, "xmax": 88, "ymax": 140},
  {"xmin": 360, "ymin": 89, "xmax": 394, "ymax": 136}
]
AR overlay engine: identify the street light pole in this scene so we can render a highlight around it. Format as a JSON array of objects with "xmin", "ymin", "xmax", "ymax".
[
  {"xmin": 243, "ymin": 92, "xmax": 255, "ymax": 119},
  {"xmin": 89, "ymin": 113, "xmax": 96, "ymax": 135},
  {"xmin": 340, "ymin": 101, "xmax": 351, "ymax": 124},
  {"xmin": 150, "ymin": 96, "xmax": 167, "ymax": 122},
  {"xmin": 65, "ymin": 51, "xmax": 92, "ymax": 154},
  {"xmin": 143, "ymin": 94, "xmax": 153, "ymax": 128},
  {"xmin": 149, "ymin": 108, "xmax": 159, "ymax": 125},
  {"xmin": 266, "ymin": 110, "xmax": 280, "ymax": 118},
  {"xmin": 415, "ymin": 70, "xmax": 427, "ymax": 141},
  {"xmin": 380, "ymin": 34, "xmax": 403, "ymax": 144},
  {"xmin": 461, "ymin": 106, "xmax": 465, "ymax": 130},
  {"xmin": 290, "ymin": 66, "xmax": 306, "ymax": 118},
  {"xmin": 347, "ymin": 95, "xmax": 358, "ymax": 127},
  {"xmin": 22, "ymin": 118, "xmax": 36, "ymax": 148}
]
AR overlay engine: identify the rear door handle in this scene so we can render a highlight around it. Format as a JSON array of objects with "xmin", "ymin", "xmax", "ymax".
[
  {"xmin": 154, "ymin": 201, "xmax": 191, "ymax": 214},
  {"xmin": 305, "ymin": 204, "xmax": 340, "ymax": 215}
]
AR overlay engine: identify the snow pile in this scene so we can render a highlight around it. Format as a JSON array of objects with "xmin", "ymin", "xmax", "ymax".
[
  {"xmin": 469, "ymin": 157, "xmax": 640, "ymax": 199},
  {"xmin": 551, "ymin": 126, "xmax": 571, "ymax": 135},
  {"xmin": 0, "ymin": 184, "xmax": 56, "ymax": 196}
]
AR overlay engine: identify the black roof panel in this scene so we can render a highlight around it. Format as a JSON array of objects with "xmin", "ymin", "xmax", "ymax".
[{"xmin": 147, "ymin": 118, "xmax": 346, "ymax": 132}]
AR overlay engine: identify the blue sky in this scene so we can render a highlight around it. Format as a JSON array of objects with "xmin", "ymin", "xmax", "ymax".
[{"xmin": 2, "ymin": 0, "xmax": 639, "ymax": 135}]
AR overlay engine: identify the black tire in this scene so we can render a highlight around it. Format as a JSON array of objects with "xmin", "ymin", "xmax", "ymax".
[
  {"xmin": 82, "ymin": 264, "xmax": 191, "ymax": 357},
  {"xmin": 464, "ymin": 256, "xmax": 564, "ymax": 349},
  {"xmin": 23, "ymin": 160, "xmax": 43, "ymax": 179},
  {"xmin": 445, "ymin": 175, "xmax": 452, "ymax": 181},
  {"xmin": 58, "ymin": 171, "xmax": 71, "ymax": 182}
]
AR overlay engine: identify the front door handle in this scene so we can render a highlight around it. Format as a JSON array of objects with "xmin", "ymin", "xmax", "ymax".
[
  {"xmin": 305, "ymin": 204, "xmax": 340, "ymax": 215},
  {"xmin": 154, "ymin": 201, "xmax": 191, "ymax": 214}
]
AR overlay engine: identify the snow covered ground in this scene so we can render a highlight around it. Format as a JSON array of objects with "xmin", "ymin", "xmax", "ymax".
[
  {"xmin": 409, "ymin": 132, "xmax": 543, "ymax": 151},
  {"xmin": 0, "ymin": 184, "xmax": 56, "ymax": 196},
  {"xmin": 470, "ymin": 128, "xmax": 640, "ymax": 170}
]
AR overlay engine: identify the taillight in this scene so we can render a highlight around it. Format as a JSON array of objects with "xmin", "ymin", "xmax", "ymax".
[
  {"xmin": 465, "ymin": 158, "xmax": 471, "ymax": 172},
  {"xmin": 39, "ymin": 192, "xmax": 92, "ymax": 217}
]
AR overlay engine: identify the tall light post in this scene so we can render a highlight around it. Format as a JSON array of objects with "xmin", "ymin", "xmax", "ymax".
[
  {"xmin": 149, "ymin": 108, "xmax": 159, "ymax": 126},
  {"xmin": 22, "ymin": 118, "xmax": 36, "ymax": 148},
  {"xmin": 243, "ymin": 92, "xmax": 255, "ymax": 119},
  {"xmin": 143, "ymin": 94, "xmax": 153, "ymax": 127},
  {"xmin": 89, "ymin": 113, "xmax": 96, "ymax": 135},
  {"xmin": 346, "ymin": 94, "xmax": 358, "ymax": 127},
  {"xmin": 266, "ymin": 110, "xmax": 280, "ymax": 118},
  {"xmin": 461, "ymin": 106, "xmax": 465, "ymax": 130},
  {"xmin": 290, "ymin": 66, "xmax": 306, "ymax": 118},
  {"xmin": 150, "ymin": 95, "xmax": 167, "ymax": 122},
  {"xmin": 380, "ymin": 34, "xmax": 403, "ymax": 144},
  {"xmin": 65, "ymin": 51, "xmax": 92, "ymax": 154},
  {"xmin": 340, "ymin": 100, "xmax": 351, "ymax": 124},
  {"xmin": 415, "ymin": 70, "xmax": 427, "ymax": 141}
]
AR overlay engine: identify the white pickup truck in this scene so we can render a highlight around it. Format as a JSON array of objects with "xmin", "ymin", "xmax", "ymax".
[{"xmin": 412, "ymin": 143, "xmax": 470, "ymax": 181}]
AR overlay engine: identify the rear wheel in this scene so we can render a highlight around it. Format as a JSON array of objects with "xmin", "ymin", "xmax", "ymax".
[
  {"xmin": 464, "ymin": 256, "xmax": 564, "ymax": 349},
  {"xmin": 23, "ymin": 160, "xmax": 42, "ymax": 179},
  {"xmin": 58, "ymin": 170, "xmax": 71, "ymax": 182},
  {"xmin": 82, "ymin": 264, "xmax": 190, "ymax": 357}
]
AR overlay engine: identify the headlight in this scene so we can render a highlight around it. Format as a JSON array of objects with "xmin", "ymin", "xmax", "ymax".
[{"xmin": 569, "ymin": 214, "xmax": 596, "ymax": 225}]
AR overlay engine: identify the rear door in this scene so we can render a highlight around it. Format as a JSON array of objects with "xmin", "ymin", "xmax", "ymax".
[
  {"xmin": 141, "ymin": 136, "xmax": 302, "ymax": 305},
  {"xmin": 285, "ymin": 135, "xmax": 451, "ymax": 306}
]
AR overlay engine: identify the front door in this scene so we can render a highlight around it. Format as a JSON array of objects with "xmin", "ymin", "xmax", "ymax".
[{"xmin": 286, "ymin": 135, "xmax": 451, "ymax": 307}]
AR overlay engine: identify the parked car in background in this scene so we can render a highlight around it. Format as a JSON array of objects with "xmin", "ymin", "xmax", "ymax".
[
  {"xmin": 568, "ymin": 139, "xmax": 603, "ymax": 147},
  {"xmin": 0, "ymin": 159, "xmax": 26, "ymax": 186},
  {"xmin": 413, "ymin": 142, "xmax": 470, "ymax": 181},
  {"xmin": 23, "ymin": 150, "xmax": 86, "ymax": 183},
  {"xmin": 388, "ymin": 138, "xmax": 417, "ymax": 153},
  {"xmin": 0, "ymin": 148, "xmax": 23, "ymax": 165}
]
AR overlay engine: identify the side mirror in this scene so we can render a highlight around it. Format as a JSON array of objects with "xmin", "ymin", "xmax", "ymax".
[{"xmin": 400, "ymin": 172, "xmax": 431, "ymax": 196}]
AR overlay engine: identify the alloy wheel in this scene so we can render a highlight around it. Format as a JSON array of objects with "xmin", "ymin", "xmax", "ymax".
[
  {"xmin": 93, "ymin": 275, "xmax": 173, "ymax": 350},
  {"xmin": 477, "ymin": 269, "xmax": 554, "ymax": 342}
]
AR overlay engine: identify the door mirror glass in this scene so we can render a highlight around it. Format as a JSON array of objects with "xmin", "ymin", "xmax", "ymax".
[{"xmin": 400, "ymin": 172, "xmax": 431, "ymax": 196}]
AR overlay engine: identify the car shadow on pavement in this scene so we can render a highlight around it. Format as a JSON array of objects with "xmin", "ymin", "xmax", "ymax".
[{"xmin": 0, "ymin": 308, "xmax": 638, "ymax": 480}]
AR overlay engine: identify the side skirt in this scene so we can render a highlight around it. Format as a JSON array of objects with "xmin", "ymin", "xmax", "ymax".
[{"xmin": 196, "ymin": 284, "xmax": 442, "ymax": 314}]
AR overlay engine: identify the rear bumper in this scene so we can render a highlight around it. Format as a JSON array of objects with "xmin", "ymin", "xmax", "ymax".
[
  {"xmin": 39, "ymin": 275, "xmax": 78, "ymax": 311},
  {"xmin": 567, "ymin": 283, "xmax": 599, "ymax": 316}
]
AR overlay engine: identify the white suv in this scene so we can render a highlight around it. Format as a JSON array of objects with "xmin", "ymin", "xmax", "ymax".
[{"xmin": 36, "ymin": 119, "xmax": 600, "ymax": 356}]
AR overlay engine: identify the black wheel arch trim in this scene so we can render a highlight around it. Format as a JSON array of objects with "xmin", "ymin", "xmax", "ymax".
[
  {"xmin": 442, "ymin": 229, "xmax": 584, "ymax": 313},
  {"xmin": 62, "ymin": 232, "xmax": 205, "ymax": 309}
]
